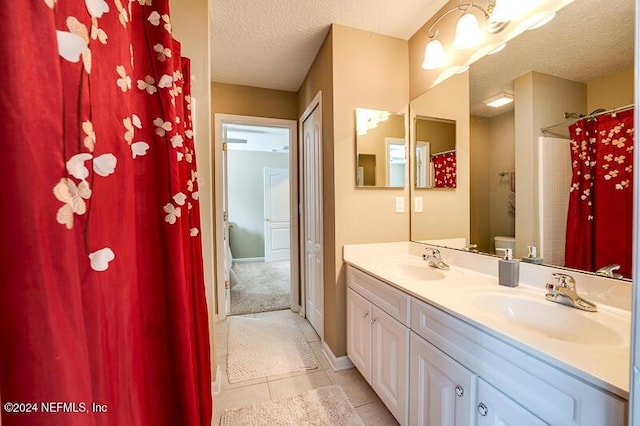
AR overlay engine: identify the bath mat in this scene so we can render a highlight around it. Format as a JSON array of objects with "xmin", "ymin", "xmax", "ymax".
[
  {"xmin": 226, "ymin": 315, "xmax": 318, "ymax": 383},
  {"xmin": 219, "ymin": 385, "xmax": 364, "ymax": 425}
]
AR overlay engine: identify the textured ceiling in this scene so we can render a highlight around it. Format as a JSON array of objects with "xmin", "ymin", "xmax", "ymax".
[
  {"xmin": 469, "ymin": 0, "xmax": 635, "ymax": 117},
  {"xmin": 210, "ymin": 0, "xmax": 449, "ymax": 91}
]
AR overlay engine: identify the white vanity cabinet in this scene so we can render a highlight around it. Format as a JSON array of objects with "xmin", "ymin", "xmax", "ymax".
[
  {"xmin": 409, "ymin": 332, "xmax": 475, "ymax": 425},
  {"xmin": 345, "ymin": 262, "xmax": 628, "ymax": 426},
  {"xmin": 476, "ymin": 379, "xmax": 546, "ymax": 425},
  {"xmin": 411, "ymin": 298, "xmax": 627, "ymax": 426},
  {"xmin": 346, "ymin": 267, "xmax": 410, "ymax": 425}
]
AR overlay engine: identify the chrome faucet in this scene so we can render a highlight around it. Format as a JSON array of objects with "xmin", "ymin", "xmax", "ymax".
[
  {"xmin": 463, "ymin": 244, "xmax": 478, "ymax": 253},
  {"xmin": 545, "ymin": 273, "xmax": 597, "ymax": 312},
  {"xmin": 595, "ymin": 264, "xmax": 623, "ymax": 279},
  {"xmin": 423, "ymin": 248, "xmax": 450, "ymax": 270}
]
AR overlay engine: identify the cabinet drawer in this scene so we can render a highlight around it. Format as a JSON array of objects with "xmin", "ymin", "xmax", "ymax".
[
  {"xmin": 411, "ymin": 298, "xmax": 627, "ymax": 426},
  {"xmin": 347, "ymin": 265, "xmax": 411, "ymax": 326}
]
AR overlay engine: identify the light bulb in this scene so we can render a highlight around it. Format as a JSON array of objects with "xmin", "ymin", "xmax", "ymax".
[
  {"xmin": 490, "ymin": 0, "xmax": 519, "ymax": 23},
  {"xmin": 422, "ymin": 39, "xmax": 445, "ymax": 70},
  {"xmin": 453, "ymin": 13, "xmax": 480, "ymax": 49}
]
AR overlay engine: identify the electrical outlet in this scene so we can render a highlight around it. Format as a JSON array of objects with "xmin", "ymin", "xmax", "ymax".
[
  {"xmin": 395, "ymin": 197, "xmax": 405, "ymax": 213},
  {"xmin": 415, "ymin": 197, "xmax": 423, "ymax": 213}
]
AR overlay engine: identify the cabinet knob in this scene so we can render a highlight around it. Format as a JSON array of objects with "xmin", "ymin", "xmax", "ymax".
[
  {"xmin": 364, "ymin": 311, "xmax": 369, "ymax": 318},
  {"xmin": 477, "ymin": 403, "xmax": 488, "ymax": 417},
  {"xmin": 455, "ymin": 385, "xmax": 464, "ymax": 397}
]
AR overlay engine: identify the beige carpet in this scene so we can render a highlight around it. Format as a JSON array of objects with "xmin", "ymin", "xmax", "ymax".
[
  {"xmin": 230, "ymin": 261, "xmax": 290, "ymax": 315},
  {"xmin": 227, "ymin": 315, "xmax": 318, "ymax": 383},
  {"xmin": 219, "ymin": 385, "xmax": 364, "ymax": 425}
]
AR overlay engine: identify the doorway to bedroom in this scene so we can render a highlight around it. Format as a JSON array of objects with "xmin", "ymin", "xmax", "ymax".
[{"xmin": 218, "ymin": 116, "xmax": 297, "ymax": 316}]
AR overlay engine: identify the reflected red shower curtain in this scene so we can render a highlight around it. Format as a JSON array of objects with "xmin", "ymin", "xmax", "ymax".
[
  {"xmin": 432, "ymin": 151, "xmax": 457, "ymax": 188},
  {"xmin": 0, "ymin": 2, "xmax": 211, "ymax": 425},
  {"xmin": 565, "ymin": 109, "xmax": 634, "ymax": 277}
]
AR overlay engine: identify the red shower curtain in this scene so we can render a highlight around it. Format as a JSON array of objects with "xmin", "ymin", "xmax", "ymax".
[
  {"xmin": 432, "ymin": 151, "xmax": 457, "ymax": 188},
  {"xmin": 0, "ymin": 2, "xmax": 211, "ymax": 425},
  {"xmin": 565, "ymin": 109, "xmax": 634, "ymax": 278}
]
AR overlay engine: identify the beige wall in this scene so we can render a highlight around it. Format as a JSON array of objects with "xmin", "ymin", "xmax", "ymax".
[
  {"xmin": 301, "ymin": 24, "xmax": 410, "ymax": 358},
  {"xmin": 170, "ymin": 0, "xmax": 215, "ymax": 375},
  {"xmin": 470, "ymin": 116, "xmax": 491, "ymax": 253},
  {"xmin": 212, "ymin": 82, "xmax": 299, "ymax": 120},
  {"xmin": 514, "ymin": 72, "xmax": 586, "ymax": 258},
  {"xmin": 470, "ymin": 111, "xmax": 515, "ymax": 254},
  {"xmin": 333, "ymin": 24, "xmax": 410, "ymax": 356},
  {"xmin": 488, "ymin": 110, "xmax": 516, "ymax": 249},
  {"xmin": 587, "ymin": 67, "xmax": 634, "ymax": 112},
  {"xmin": 297, "ymin": 28, "xmax": 338, "ymax": 353},
  {"xmin": 410, "ymin": 72, "xmax": 470, "ymax": 242},
  {"xmin": 416, "ymin": 118, "xmax": 456, "ymax": 153}
]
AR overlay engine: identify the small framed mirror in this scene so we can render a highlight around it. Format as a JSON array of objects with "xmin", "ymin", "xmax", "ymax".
[
  {"xmin": 355, "ymin": 108, "xmax": 407, "ymax": 188},
  {"xmin": 414, "ymin": 116, "xmax": 457, "ymax": 189}
]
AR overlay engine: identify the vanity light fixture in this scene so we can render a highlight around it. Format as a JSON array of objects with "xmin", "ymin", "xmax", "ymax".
[
  {"xmin": 422, "ymin": 0, "xmax": 512, "ymax": 70},
  {"xmin": 483, "ymin": 92, "xmax": 514, "ymax": 108}
]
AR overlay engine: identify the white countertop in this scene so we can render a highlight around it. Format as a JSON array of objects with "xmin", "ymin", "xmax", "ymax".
[{"xmin": 343, "ymin": 241, "xmax": 631, "ymax": 399}]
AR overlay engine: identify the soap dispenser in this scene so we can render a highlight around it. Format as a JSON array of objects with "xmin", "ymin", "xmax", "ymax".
[
  {"xmin": 522, "ymin": 246, "xmax": 543, "ymax": 265},
  {"xmin": 497, "ymin": 248, "xmax": 519, "ymax": 287}
]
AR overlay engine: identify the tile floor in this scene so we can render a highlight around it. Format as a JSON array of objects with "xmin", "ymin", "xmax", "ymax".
[{"xmin": 212, "ymin": 309, "xmax": 399, "ymax": 425}]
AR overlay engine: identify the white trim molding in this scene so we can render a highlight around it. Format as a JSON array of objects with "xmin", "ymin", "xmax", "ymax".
[
  {"xmin": 211, "ymin": 364, "xmax": 222, "ymax": 396},
  {"xmin": 322, "ymin": 340, "xmax": 354, "ymax": 371}
]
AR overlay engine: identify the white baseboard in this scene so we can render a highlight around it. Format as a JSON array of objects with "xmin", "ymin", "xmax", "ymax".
[
  {"xmin": 233, "ymin": 257, "xmax": 265, "ymax": 263},
  {"xmin": 211, "ymin": 364, "xmax": 222, "ymax": 396},
  {"xmin": 322, "ymin": 341, "xmax": 354, "ymax": 371}
]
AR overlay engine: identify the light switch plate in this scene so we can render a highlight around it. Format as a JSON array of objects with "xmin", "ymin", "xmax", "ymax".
[
  {"xmin": 415, "ymin": 197, "xmax": 423, "ymax": 213},
  {"xmin": 395, "ymin": 197, "xmax": 405, "ymax": 213}
]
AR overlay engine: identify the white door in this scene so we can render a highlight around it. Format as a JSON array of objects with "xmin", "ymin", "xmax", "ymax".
[
  {"xmin": 264, "ymin": 167, "xmax": 290, "ymax": 262},
  {"xmin": 346, "ymin": 289, "xmax": 372, "ymax": 381},
  {"xmin": 301, "ymin": 96, "xmax": 323, "ymax": 338},
  {"xmin": 371, "ymin": 305, "xmax": 409, "ymax": 425},
  {"xmin": 476, "ymin": 379, "xmax": 546, "ymax": 426},
  {"xmin": 410, "ymin": 333, "xmax": 475, "ymax": 426}
]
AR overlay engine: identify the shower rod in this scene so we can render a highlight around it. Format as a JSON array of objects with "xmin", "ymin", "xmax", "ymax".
[{"xmin": 540, "ymin": 103, "xmax": 634, "ymax": 136}]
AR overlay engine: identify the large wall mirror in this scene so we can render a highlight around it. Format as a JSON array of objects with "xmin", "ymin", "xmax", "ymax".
[
  {"xmin": 355, "ymin": 108, "xmax": 407, "ymax": 188},
  {"xmin": 410, "ymin": 0, "xmax": 635, "ymax": 279}
]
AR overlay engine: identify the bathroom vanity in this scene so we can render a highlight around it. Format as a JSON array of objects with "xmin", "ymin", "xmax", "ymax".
[{"xmin": 344, "ymin": 242, "xmax": 631, "ymax": 425}]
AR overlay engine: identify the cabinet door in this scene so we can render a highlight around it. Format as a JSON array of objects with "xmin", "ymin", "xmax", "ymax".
[
  {"xmin": 371, "ymin": 305, "xmax": 409, "ymax": 425},
  {"xmin": 410, "ymin": 332, "xmax": 475, "ymax": 426},
  {"xmin": 347, "ymin": 288, "xmax": 372, "ymax": 381},
  {"xmin": 476, "ymin": 379, "xmax": 546, "ymax": 426}
]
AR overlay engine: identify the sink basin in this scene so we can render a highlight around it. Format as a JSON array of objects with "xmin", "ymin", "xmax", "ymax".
[
  {"xmin": 470, "ymin": 293, "xmax": 626, "ymax": 346},
  {"xmin": 391, "ymin": 263, "xmax": 445, "ymax": 281}
]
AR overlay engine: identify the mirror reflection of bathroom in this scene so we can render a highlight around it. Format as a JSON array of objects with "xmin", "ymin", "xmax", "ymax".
[
  {"xmin": 355, "ymin": 108, "xmax": 407, "ymax": 188},
  {"xmin": 414, "ymin": 116, "xmax": 456, "ymax": 189}
]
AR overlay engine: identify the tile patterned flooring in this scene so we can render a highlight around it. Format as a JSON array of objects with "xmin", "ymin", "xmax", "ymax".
[{"xmin": 212, "ymin": 309, "xmax": 399, "ymax": 425}]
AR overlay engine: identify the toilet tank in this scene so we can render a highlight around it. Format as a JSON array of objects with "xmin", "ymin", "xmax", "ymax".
[{"xmin": 494, "ymin": 236, "xmax": 516, "ymax": 254}]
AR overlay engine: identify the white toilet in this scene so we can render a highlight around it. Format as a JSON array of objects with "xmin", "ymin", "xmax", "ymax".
[{"xmin": 494, "ymin": 236, "xmax": 516, "ymax": 255}]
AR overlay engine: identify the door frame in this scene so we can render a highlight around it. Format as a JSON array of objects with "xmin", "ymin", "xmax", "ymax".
[
  {"xmin": 298, "ymin": 91, "xmax": 324, "ymax": 337},
  {"xmin": 214, "ymin": 114, "xmax": 298, "ymax": 320}
]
